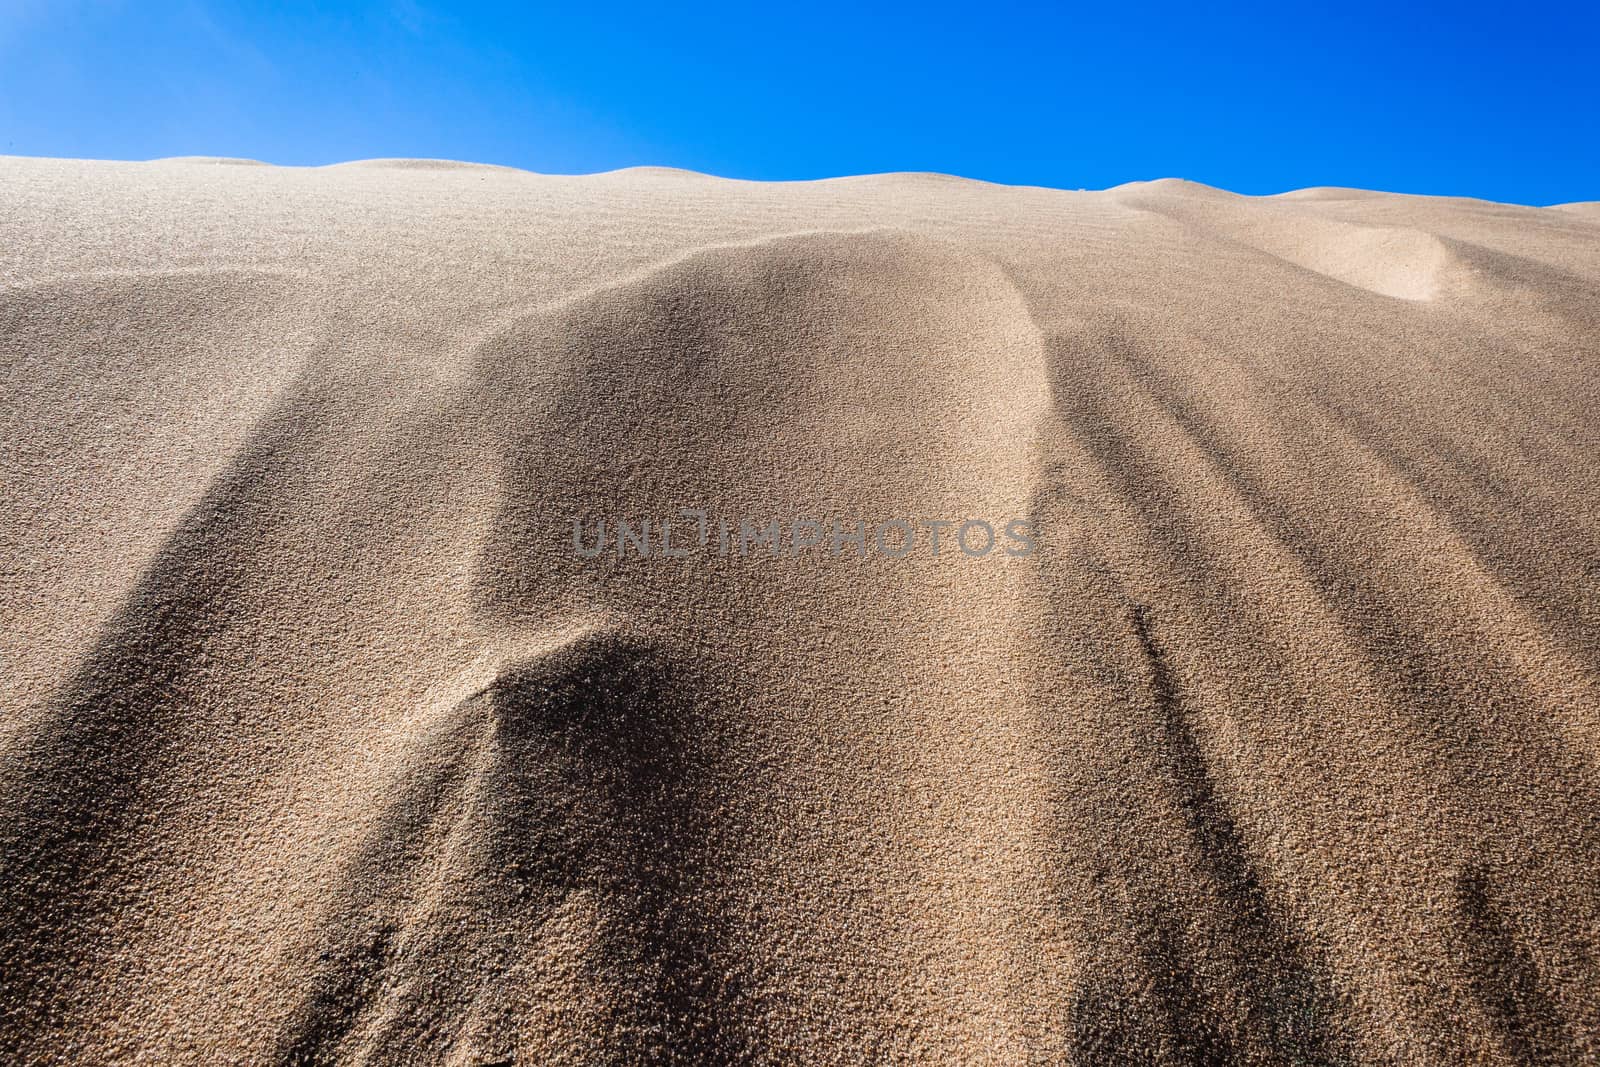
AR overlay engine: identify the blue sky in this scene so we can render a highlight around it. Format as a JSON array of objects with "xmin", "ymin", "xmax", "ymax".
[{"xmin": 2, "ymin": 2, "xmax": 1596, "ymax": 205}]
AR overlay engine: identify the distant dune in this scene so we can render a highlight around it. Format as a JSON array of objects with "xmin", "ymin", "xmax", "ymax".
[
  {"xmin": 324, "ymin": 157, "xmax": 534, "ymax": 174},
  {"xmin": 2, "ymin": 155, "xmax": 1598, "ymax": 1065},
  {"xmin": 149, "ymin": 155, "xmax": 271, "ymax": 166}
]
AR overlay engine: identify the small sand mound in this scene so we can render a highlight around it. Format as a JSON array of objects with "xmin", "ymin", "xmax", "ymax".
[
  {"xmin": 1110, "ymin": 177, "xmax": 1237, "ymax": 199},
  {"xmin": 830, "ymin": 171, "xmax": 1000, "ymax": 188},
  {"xmin": 1120, "ymin": 185, "xmax": 1458, "ymax": 300},
  {"xmin": 1274, "ymin": 186, "xmax": 1389, "ymax": 201},
  {"xmin": 592, "ymin": 165, "xmax": 716, "ymax": 179},
  {"xmin": 327, "ymin": 157, "xmax": 528, "ymax": 173},
  {"xmin": 148, "ymin": 156, "xmax": 270, "ymax": 166},
  {"xmin": 1263, "ymin": 221, "xmax": 1456, "ymax": 300}
]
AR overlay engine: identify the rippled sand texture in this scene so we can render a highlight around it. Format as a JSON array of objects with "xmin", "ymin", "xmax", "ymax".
[{"xmin": 3, "ymin": 156, "xmax": 1599, "ymax": 1065}]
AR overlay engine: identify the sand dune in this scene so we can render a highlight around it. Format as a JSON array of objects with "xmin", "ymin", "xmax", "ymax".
[{"xmin": 2, "ymin": 155, "xmax": 1598, "ymax": 1064}]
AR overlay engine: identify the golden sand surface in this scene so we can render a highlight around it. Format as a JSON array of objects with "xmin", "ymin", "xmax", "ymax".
[{"xmin": 2, "ymin": 155, "xmax": 1598, "ymax": 1064}]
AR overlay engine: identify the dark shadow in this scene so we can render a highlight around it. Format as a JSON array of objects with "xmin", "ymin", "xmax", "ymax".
[
  {"xmin": 0, "ymin": 396, "xmax": 310, "ymax": 1052},
  {"xmin": 1118, "ymin": 605, "xmax": 1349, "ymax": 1066},
  {"xmin": 273, "ymin": 630, "xmax": 759, "ymax": 1065},
  {"xmin": 1455, "ymin": 867, "xmax": 1579, "ymax": 1066}
]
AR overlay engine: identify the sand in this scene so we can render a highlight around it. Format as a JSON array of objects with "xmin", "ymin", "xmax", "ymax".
[{"xmin": 1, "ymin": 155, "xmax": 1598, "ymax": 1065}]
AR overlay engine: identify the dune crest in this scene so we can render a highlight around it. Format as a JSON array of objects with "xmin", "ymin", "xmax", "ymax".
[{"xmin": 2, "ymin": 156, "xmax": 1599, "ymax": 1065}]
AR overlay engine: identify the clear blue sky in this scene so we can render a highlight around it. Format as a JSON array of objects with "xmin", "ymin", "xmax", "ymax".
[{"xmin": 2, "ymin": 2, "xmax": 1596, "ymax": 205}]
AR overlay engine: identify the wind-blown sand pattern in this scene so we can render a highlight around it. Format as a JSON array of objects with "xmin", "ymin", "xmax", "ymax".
[{"xmin": 2, "ymin": 155, "xmax": 1599, "ymax": 1065}]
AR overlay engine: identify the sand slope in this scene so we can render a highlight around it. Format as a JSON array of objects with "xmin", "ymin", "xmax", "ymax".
[{"xmin": 2, "ymin": 156, "xmax": 1599, "ymax": 1065}]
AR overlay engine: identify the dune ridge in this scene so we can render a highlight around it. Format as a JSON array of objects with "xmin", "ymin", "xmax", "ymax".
[{"xmin": 1, "ymin": 156, "xmax": 1598, "ymax": 1065}]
